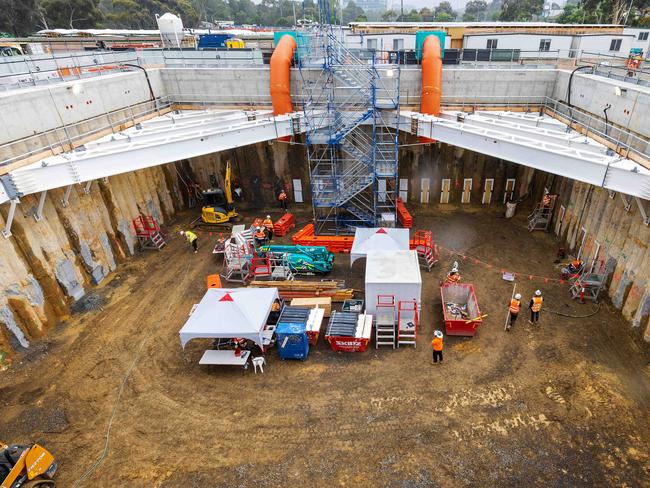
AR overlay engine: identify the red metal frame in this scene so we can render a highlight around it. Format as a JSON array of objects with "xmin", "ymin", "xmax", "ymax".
[
  {"xmin": 440, "ymin": 283, "xmax": 482, "ymax": 337},
  {"xmin": 292, "ymin": 223, "xmax": 354, "ymax": 253},
  {"xmin": 273, "ymin": 212, "xmax": 296, "ymax": 236},
  {"xmin": 132, "ymin": 215, "xmax": 161, "ymax": 237},
  {"xmin": 251, "ymin": 253, "xmax": 271, "ymax": 277},
  {"xmin": 396, "ymin": 197, "xmax": 413, "ymax": 228},
  {"xmin": 397, "ymin": 300, "xmax": 419, "ymax": 343}
]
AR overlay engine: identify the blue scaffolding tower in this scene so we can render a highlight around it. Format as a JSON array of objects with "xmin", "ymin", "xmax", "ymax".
[{"xmin": 297, "ymin": 11, "xmax": 401, "ymax": 234}]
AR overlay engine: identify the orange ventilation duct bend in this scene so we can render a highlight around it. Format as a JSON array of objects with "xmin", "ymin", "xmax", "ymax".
[
  {"xmin": 270, "ymin": 34, "xmax": 297, "ymax": 121},
  {"xmin": 420, "ymin": 35, "xmax": 442, "ymax": 143}
]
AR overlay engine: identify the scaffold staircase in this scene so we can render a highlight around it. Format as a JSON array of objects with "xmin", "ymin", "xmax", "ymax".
[
  {"xmin": 411, "ymin": 230, "xmax": 439, "ymax": 272},
  {"xmin": 375, "ymin": 295, "xmax": 396, "ymax": 349},
  {"xmin": 298, "ymin": 23, "xmax": 400, "ymax": 234},
  {"xmin": 528, "ymin": 195, "xmax": 557, "ymax": 231}
]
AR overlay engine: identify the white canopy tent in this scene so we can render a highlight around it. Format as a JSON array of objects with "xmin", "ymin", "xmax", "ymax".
[
  {"xmin": 179, "ymin": 287, "xmax": 279, "ymax": 348},
  {"xmin": 350, "ymin": 227, "xmax": 410, "ymax": 266},
  {"xmin": 365, "ymin": 250, "xmax": 422, "ymax": 315}
]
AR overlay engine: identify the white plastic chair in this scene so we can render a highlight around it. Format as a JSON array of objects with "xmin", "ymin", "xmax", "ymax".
[{"xmin": 252, "ymin": 356, "xmax": 266, "ymax": 374}]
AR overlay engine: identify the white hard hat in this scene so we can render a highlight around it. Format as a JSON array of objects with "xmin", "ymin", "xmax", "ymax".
[
  {"xmin": 451, "ymin": 266, "xmax": 459, "ymax": 273},
  {"xmin": 453, "ymin": 260, "xmax": 459, "ymax": 268},
  {"xmin": 535, "ymin": 290, "xmax": 542, "ymax": 296},
  {"xmin": 434, "ymin": 330, "xmax": 443, "ymax": 338},
  {"xmin": 514, "ymin": 293, "xmax": 521, "ymax": 300},
  {"xmin": 179, "ymin": 231, "xmax": 185, "ymax": 236},
  {"xmin": 256, "ymin": 226, "xmax": 261, "ymax": 230},
  {"xmin": 266, "ymin": 215, "xmax": 271, "ymax": 219}
]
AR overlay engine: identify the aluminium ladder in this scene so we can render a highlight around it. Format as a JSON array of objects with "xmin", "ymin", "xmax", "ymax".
[{"xmin": 375, "ymin": 295, "xmax": 396, "ymax": 348}]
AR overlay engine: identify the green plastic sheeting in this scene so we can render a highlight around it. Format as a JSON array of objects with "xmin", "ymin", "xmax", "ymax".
[{"xmin": 415, "ymin": 31, "xmax": 446, "ymax": 61}]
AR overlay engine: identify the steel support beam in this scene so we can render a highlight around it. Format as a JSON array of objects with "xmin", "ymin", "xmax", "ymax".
[
  {"xmin": 84, "ymin": 181, "xmax": 92, "ymax": 194},
  {"xmin": 61, "ymin": 185, "xmax": 73, "ymax": 207},
  {"xmin": 2, "ymin": 198, "xmax": 19, "ymax": 238},
  {"xmin": 635, "ymin": 197, "xmax": 650, "ymax": 225},
  {"xmin": 33, "ymin": 190, "xmax": 47, "ymax": 222},
  {"xmin": 620, "ymin": 193, "xmax": 632, "ymax": 211}
]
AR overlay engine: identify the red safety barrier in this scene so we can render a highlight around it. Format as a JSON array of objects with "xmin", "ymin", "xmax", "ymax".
[
  {"xmin": 396, "ymin": 197, "xmax": 413, "ymax": 228},
  {"xmin": 291, "ymin": 224, "xmax": 354, "ymax": 253},
  {"xmin": 132, "ymin": 215, "xmax": 160, "ymax": 237},
  {"xmin": 273, "ymin": 212, "xmax": 295, "ymax": 237}
]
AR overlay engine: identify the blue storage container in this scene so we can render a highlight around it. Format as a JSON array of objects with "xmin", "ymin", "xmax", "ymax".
[
  {"xmin": 198, "ymin": 34, "xmax": 233, "ymax": 49},
  {"xmin": 276, "ymin": 311, "xmax": 310, "ymax": 360}
]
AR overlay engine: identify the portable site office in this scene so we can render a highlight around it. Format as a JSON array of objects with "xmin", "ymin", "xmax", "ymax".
[{"xmin": 365, "ymin": 250, "xmax": 422, "ymax": 315}]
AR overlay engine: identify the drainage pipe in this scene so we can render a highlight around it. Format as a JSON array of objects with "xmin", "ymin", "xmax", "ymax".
[
  {"xmin": 270, "ymin": 35, "xmax": 297, "ymax": 115},
  {"xmin": 420, "ymin": 35, "xmax": 442, "ymax": 143}
]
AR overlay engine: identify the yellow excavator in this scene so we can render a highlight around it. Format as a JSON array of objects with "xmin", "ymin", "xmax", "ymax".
[
  {"xmin": 191, "ymin": 160, "xmax": 240, "ymax": 229},
  {"xmin": 0, "ymin": 442, "xmax": 57, "ymax": 487}
]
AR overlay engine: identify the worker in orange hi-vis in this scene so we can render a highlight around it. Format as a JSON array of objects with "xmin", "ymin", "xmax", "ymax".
[
  {"xmin": 529, "ymin": 290, "xmax": 544, "ymax": 325},
  {"xmin": 445, "ymin": 261, "xmax": 461, "ymax": 284},
  {"xmin": 506, "ymin": 293, "xmax": 522, "ymax": 332},
  {"xmin": 262, "ymin": 214, "xmax": 274, "ymax": 241},
  {"xmin": 254, "ymin": 226, "xmax": 267, "ymax": 247},
  {"xmin": 431, "ymin": 330, "xmax": 444, "ymax": 364},
  {"xmin": 278, "ymin": 189, "xmax": 288, "ymax": 212}
]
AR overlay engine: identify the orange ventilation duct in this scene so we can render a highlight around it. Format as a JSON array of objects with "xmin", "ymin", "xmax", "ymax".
[
  {"xmin": 420, "ymin": 35, "xmax": 442, "ymax": 143},
  {"xmin": 270, "ymin": 34, "xmax": 297, "ymax": 115}
]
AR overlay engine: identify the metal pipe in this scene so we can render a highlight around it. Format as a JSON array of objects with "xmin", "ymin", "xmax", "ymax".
[
  {"xmin": 566, "ymin": 65, "xmax": 593, "ymax": 108},
  {"xmin": 120, "ymin": 63, "xmax": 155, "ymax": 102}
]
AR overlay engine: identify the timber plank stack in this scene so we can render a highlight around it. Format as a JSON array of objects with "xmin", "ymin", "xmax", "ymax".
[{"xmin": 250, "ymin": 280, "xmax": 354, "ymax": 302}]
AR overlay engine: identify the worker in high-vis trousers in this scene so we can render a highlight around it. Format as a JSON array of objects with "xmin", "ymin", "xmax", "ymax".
[
  {"xmin": 529, "ymin": 290, "xmax": 543, "ymax": 324},
  {"xmin": 431, "ymin": 330, "xmax": 444, "ymax": 364},
  {"xmin": 506, "ymin": 293, "xmax": 522, "ymax": 331},
  {"xmin": 180, "ymin": 230, "xmax": 198, "ymax": 254},
  {"xmin": 278, "ymin": 189, "xmax": 288, "ymax": 212},
  {"xmin": 254, "ymin": 226, "xmax": 267, "ymax": 247},
  {"xmin": 262, "ymin": 215, "xmax": 274, "ymax": 241}
]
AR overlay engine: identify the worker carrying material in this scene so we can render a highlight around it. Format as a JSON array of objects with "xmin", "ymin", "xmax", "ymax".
[
  {"xmin": 254, "ymin": 226, "xmax": 267, "ymax": 247},
  {"xmin": 180, "ymin": 230, "xmax": 199, "ymax": 254},
  {"xmin": 529, "ymin": 290, "xmax": 543, "ymax": 324},
  {"xmin": 262, "ymin": 215, "xmax": 274, "ymax": 241},
  {"xmin": 506, "ymin": 293, "xmax": 522, "ymax": 331},
  {"xmin": 431, "ymin": 330, "xmax": 444, "ymax": 364},
  {"xmin": 278, "ymin": 189, "xmax": 288, "ymax": 212},
  {"xmin": 445, "ymin": 261, "xmax": 461, "ymax": 284}
]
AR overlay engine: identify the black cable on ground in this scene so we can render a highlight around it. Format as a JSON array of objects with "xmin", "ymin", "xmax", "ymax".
[{"xmin": 545, "ymin": 303, "xmax": 601, "ymax": 319}]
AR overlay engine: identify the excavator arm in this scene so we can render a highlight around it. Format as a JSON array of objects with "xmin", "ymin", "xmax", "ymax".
[
  {"xmin": 224, "ymin": 161, "xmax": 234, "ymax": 205},
  {"xmin": 1, "ymin": 444, "xmax": 56, "ymax": 488}
]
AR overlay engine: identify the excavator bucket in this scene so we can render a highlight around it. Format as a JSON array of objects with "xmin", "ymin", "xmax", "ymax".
[{"xmin": 25, "ymin": 444, "xmax": 56, "ymax": 480}]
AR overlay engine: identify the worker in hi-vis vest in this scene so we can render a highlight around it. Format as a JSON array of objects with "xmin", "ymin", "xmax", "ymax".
[
  {"xmin": 506, "ymin": 293, "xmax": 522, "ymax": 331},
  {"xmin": 529, "ymin": 290, "xmax": 543, "ymax": 324},
  {"xmin": 431, "ymin": 330, "xmax": 444, "ymax": 364},
  {"xmin": 180, "ymin": 230, "xmax": 198, "ymax": 254},
  {"xmin": 262, "ymin": 215, "xmax": 274, "ymax": 241}
]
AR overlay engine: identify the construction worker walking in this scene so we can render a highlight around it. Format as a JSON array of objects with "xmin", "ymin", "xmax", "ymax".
[
  {"xmin": 278, "ymin": 189, "xmax": 288, "ymax": 212},
  {"xmin": 529, "ymin": 290, "xmax": 543, "ymax": 324},
  {"xmin": 180, "ymin": 230, "xmax": 199, "ymax": 254},
  {"xmin": 506, "ymin": 293, "xmax": 522, "ymax": 331},
  {"xmin": 431, "ymin": 330, "xmax": 444, "ymax": 364},
  {"xmin": 262, "ymin": 215, "xmax": 274, "ymax": 241}
]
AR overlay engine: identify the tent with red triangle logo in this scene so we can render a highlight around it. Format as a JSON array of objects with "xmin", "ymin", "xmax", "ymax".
[
  {"xmin": 350, "ymin": 227, "xmax": 410, "ymax": 266},
  {"xmin": 179, "ymin": 287, "xmax": 279, "ymax": 348}
]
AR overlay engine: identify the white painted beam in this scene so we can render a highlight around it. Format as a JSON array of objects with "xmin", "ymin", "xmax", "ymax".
[
  {"xmin": 33, "ymin": 190, "xmax": 46, "ymax": 221},
  {"xmin": 2, "ymin": 198, "xmax": 19, "ymax": 238}
]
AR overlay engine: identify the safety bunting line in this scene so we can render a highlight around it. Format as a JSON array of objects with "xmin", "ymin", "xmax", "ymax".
[{"xmin": 438, "ymin": 245, "xmax": 570, "ymax": 285}]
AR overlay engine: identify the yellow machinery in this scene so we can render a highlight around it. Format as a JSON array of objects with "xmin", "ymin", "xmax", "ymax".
[
  {"xmin": 193, "ymin": 161, "xmax": 239, "ymax": 229},
  {"xmin": 0, "ymin": 442, "xmax": 57, "ymax": 487},
  {"xmin": 225, "ymin": 38, "xmax": 245, "ymax": 49}
]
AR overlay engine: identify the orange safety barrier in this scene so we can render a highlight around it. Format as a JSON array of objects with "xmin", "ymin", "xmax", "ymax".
[
  {"xmin": 273, "ymin": 212, "xmax": 295, "ymax": 237},
  {"xmin": 206, "ymin": 274, "xmax": 222, "ymax": 289},
  {"xmin": 396, "ymin": 197, "xmax": 413, "ymax": 228},
  {"xmin": 291, "ymin": 224, "xmax": 354, "ymax": 253},
  {"xmin": 270, "ymin": 34, "xmax": 297, "ymax": 142},
  {"xmin": 420, "ymin": 35, "xmax": 442, "ymax": 143}
]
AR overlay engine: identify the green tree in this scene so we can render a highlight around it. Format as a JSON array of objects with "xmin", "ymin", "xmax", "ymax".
[
  {"xmin": 41, "ymin": 0, "xmax": 104, "ymax": 29},
  {"xmin": 434, "ymin": 1, "xmax": 457, "ymax": 19},
  {"xmin": 342, "ymin": 0, "xmax": 366, "ymax": 23},
  {"xmin": 463, "ymin": 0, "xmax": 488, "ymax": 20},
  {"xmin": 0, "ymin": 0, "xmax": 39, "ymax": 35},
  {"xmin": 381, "ymin": 9, "xmax": 398, "ymax": 20},
  {"xmin": 498, "ymin": 0, "xmax": 543, "ymax": 20},
  {"xmin": 419, "ymin": 7, "xmax": 434, "ymax": 20}
]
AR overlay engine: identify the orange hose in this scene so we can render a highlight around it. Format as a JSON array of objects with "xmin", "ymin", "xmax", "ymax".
[
  {"xmin": 270, "ymin": 34, "xmax": 297, "ymax": 116},
  {"xmin": 420, "ymin": 35, "xmax": 442, "ymax": 143}
]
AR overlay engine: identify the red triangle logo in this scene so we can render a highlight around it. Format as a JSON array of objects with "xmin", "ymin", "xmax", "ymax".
[
  {"xmin": 219, "ymin": 293, "xmax": 234, "ymax": 302},
  {"xmin": 376, "ymin": 228, "xmax": 387, "ymax": 234}
]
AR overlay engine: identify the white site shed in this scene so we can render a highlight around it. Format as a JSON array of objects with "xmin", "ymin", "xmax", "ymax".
[
  {"xmin": 365, "ymin": 250, "xmax": 422, "ymax": 315},
  {"xmin": 350, "ymin": 227, "xmax": 410, "ymax": 266}
]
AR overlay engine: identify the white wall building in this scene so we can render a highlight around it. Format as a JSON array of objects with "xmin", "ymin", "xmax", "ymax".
[
  {"xmin": 623, "ymin": 27, "xmax": 650, "ymax": 57},
  {"xmin": 571, "ymin": 34, "xmax": 634, "ymax": 57},
  {"xmin": 463, "ymin": 33, "xmax": 574, "ymax": 58}
]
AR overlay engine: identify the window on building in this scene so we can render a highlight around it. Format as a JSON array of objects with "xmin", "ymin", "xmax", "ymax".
[
  {"xmin": 609, "ymin": 39, "xmax": 622, "ymax": 51},
  {"xmin": 393, "ymin": 38, "xmax": 404, "ymax": 51},
  {"xmin": 539, "ymin": 39, "xmax": 551, "ymax": 52},
  {"xmin": 638, "ymin": 32, "xmax": 649, "ymax": 41},
  {"xmin": 367, "ymin": 38, "xmax": 377, "ymax": 50},
  {"xmin": 486, "ymin": 39, "xmax": 498, "ymax": 49}
]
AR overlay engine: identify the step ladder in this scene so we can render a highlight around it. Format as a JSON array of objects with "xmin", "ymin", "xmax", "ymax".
[
  {"xmin": 397, "ymin": 300, "xmax": 419, "ymax": 348},
  {"xmin": 410, "ymin": 230, "xmax": 438, "ymax": 272},
  {"xmin": 527, "ymin": 195, "xmax": 557, "ymax": 231},
  {"xmin": 270, "ymin": 253, "xmax": 294, "ymax": 281},
  {"xmin": 132, "ymin": 215, "xmax": 166, "ymax": 251},
  {"xmin": 375, "ymin": 295, "xmax": 396, "ymax": 349}
]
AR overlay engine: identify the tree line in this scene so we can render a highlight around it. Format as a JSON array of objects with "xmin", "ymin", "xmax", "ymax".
[{"xmin": 1, "ymin": 0, "xmax": 648, "ymax": 38}]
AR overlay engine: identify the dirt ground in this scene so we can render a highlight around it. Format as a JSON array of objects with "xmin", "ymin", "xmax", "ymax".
[{"xmin": 1, "ymin": 205, "xmax": 649, "ymax": 488}]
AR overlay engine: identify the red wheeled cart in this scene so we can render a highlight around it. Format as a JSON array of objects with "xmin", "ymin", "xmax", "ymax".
[{"xmin": 440, "ymin": 283, "xmax": 483, "ymax": 337}]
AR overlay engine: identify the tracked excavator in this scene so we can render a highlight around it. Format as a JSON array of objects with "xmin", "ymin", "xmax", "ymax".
[
  {"xmin": 191, "ymin": 160, "xmax": 240, "ymax": 230},
  {"xmin": 0, "ymin": 442, "xmax": 57, "ymax": 488}
]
